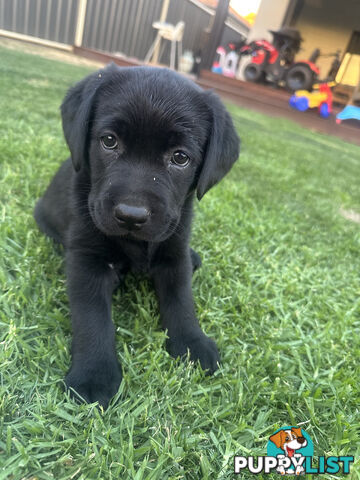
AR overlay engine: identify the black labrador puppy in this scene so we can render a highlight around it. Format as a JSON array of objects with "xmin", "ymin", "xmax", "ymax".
[{"xmin": 34, "ymin": 64, "xmax": 240, "ymax": 408}]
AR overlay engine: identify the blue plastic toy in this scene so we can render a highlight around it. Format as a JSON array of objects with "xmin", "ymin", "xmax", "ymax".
[
  {"xmin": 289, "ymin": 83, "xmax": 333, "ymax": 118},
  {"xmin": 336, "ymin": 105, "xmax": 360, "ymax": 124}
]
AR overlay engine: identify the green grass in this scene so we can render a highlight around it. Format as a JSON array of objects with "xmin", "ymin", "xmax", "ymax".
[{"xmin": 1, "ymin": 45, "xmax": 360, "ymax": 480}]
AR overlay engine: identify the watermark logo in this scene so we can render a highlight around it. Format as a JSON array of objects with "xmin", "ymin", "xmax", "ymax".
[
  {"xmin": 234, "ymin": 425, "xmax": 354, "ymax": 475},
  {"xmin": 267, "ymin": 426, "xmax": 313, "ymax": 475}
]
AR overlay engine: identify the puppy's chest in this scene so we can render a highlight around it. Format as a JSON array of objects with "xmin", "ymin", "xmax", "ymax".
[{"xmin": 110, "ymin": 238, "xmax": 152, "ymax": 274}]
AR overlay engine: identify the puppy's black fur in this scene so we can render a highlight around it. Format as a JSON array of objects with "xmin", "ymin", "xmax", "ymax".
[{"xmin": 34, "ymin": 64, "xmax": 239, "ymax": 408}]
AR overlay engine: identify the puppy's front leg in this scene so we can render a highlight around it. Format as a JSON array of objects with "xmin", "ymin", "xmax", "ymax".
[
  {"xmin": 152, "ymin": 252, "xmax": 220, "ymax": 374},
  {"xmin": 64, "ymin": 251, "xmax": 122, "ymax": 408}
]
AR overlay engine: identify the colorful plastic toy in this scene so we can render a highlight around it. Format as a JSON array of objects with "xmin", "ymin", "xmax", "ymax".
[
  {"xmin": 289, "ymin": 83, "xmax": 333, "ymax": 118},
  {"xmin": 336, "ymin": 105, "xmax": 360, "ymax": 124},
  {"xmin": 212, "ymin": 46, "xmax": 240, "ymax": 77},
  {"xmin": 211, "ymin": 38, "xmax": 247, "ymax": 78}
]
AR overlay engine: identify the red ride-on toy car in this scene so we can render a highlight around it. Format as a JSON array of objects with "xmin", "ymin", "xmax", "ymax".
[{"xmin": 240, "ymin": 27, "xmax": 320, "ymax": 91}]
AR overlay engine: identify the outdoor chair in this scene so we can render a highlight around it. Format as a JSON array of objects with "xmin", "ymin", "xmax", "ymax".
[{"xmin": 144, "ymin": 21, "xmax": 185, "ymax": 70}]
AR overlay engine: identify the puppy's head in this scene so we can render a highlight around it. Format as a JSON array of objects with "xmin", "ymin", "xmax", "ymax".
[{"xmin": 61, "ymin": 64, "xmax": 239, "ymax": 242}]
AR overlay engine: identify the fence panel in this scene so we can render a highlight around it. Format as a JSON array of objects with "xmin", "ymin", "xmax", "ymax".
[
  {"xmin": 0, "ymin": 0, "xmax": 249, "ymax": 63},
  {"xmin": 0, "ymin": 0, "xmax": 78, "ymax": 44},
  {"xmin": 81, "ymin": 0, "xmax": 164, "ymax": 59},
  {"xmin": 82, "ymin": 0, "xmax": 247, "ymax": 63}
]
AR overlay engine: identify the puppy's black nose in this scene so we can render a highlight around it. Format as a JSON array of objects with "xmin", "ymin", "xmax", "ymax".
[
  {"xmin": 113, "ymin": 203, "xmax": 149, "ymax": 228},
  {"xmin": 297, "ymin": 437, "xmax": 306, "ymax": 444}
]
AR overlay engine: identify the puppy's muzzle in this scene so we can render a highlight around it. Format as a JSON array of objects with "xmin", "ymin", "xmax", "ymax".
[{"xmin": 113, "ymin": 203, "xmax": 149, "ymax": 230}]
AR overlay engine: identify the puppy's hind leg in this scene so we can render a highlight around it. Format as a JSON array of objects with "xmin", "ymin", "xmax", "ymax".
[
  {"xmin": 34, "ymin": 158, "xmax": 73, "ymax": 246},
  {"xmin": 34, "ymin": 198, "xmax": 63, "ymax": 245},
  {"xmin": 190, "ymin": 248, "xmax": 202, "ymax": 274}
]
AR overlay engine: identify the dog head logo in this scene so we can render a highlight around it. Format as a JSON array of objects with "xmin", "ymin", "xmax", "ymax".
[
  {"xmin": 270, "ymin": 427, "xmax": 307, "ymax": 457},
  {"xmin": 267, "ymin": 426, "xmax": 314, "ymax": 475}
]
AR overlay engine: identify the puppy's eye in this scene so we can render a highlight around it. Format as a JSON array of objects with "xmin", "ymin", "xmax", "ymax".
[
  {"xmin": 171, "ymin": 150, "xmax": 190, "ymax": 167},
  {"xmin": 101, "ymin": 134, "xmax": 118, "ymax": 150}
]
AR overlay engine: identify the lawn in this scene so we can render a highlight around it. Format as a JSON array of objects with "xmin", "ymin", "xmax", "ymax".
[{"xmin": 0, "ymin": 45, "xmax": 359, "ymax": 480}]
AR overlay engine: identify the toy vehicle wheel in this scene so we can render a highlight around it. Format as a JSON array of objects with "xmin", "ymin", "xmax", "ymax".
[
  {"xmin": 244, "ymin": 63, "xmax": 264, "ymax": 83},
  {"xmin": 320, "ymin": 103, "xmax": 330, "ymax": 118},
  {"xmin": 285, "ymin": 64, "xmax": 314, "ymax": 91},
  {"xmin": 289, "ymin": 95, "xmax": 309, "ymax": 111}
]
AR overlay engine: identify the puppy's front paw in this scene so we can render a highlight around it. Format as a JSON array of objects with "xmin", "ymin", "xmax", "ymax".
[
  {"xmin": 65, "ymin": 357, "xmax": 122, "ymax": 408},
  {"xmin": 167, "ymin": 331, "xmax": 220, "ymax": 374}
]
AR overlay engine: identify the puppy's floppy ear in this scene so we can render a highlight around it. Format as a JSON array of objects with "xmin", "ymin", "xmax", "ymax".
[
  {"xmin": 61, "ymin": 64, "xmax": 117, "ymax": 171},
  {"xmin": 197, "ymin": 90, "xmax": 240, "ymax": 200}
]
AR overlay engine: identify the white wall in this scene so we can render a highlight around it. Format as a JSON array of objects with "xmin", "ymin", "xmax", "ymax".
[{"xmin": 247, "ymin": 0, "xmax": 292, "ymax": 42}]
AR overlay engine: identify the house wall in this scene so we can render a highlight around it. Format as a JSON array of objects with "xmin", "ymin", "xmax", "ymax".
[
  {"xmin": 247, "ymin": 0, "xmax": 292, "ymax": 42},
  {"xmin": 290, "ymin": 0, "xmax": 360, "ymax": 85}
]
